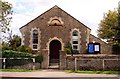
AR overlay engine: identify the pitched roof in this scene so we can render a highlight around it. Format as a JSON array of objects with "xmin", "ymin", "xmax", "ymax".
[
  {"xmin": 90, "ymin": 34, "xmax": 109, "ymax": 44},
  {"xmin": 20, "ymin": 5, "xmax": 91, "ymax": 30}
]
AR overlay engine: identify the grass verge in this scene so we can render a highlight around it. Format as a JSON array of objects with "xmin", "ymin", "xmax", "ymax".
[
  {"xmin": 0, "ymin": 69, "xmax": 39, "ymax": 72},
  {"xmin": 65, "ymin": 70, "xmax": 120, "ymax": 74}
]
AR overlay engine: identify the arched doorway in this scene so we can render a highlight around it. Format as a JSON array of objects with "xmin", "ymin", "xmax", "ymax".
[{"xmin": 49, "ymin": 40, "xmax": 61, "ymax": 65}]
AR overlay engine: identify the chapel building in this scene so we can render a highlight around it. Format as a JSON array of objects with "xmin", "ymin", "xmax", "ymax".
[{"xmin": 20, "ymin": 5, "xmax": 111, "ymax": 68}]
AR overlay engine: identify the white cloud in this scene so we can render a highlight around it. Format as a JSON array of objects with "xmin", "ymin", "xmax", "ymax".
[
  {"xmin": 14, "ymin": 3, "xmax": 26, "ymax": 11},
  {"xmin": 56, "ymin": 0, "xmax": 119, "ymax": 36},
  {"xmin": 3, "ymin": 0, "xmax": 120, "ymax": 37},
  {"xmin": 10, "ymin": 14, "xmax": 35, "ymax": 36}
]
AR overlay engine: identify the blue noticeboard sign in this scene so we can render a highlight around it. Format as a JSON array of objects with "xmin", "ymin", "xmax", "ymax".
[{"xmin": 88, "ymin": 44, "xmax": 94, "ymax": 53}]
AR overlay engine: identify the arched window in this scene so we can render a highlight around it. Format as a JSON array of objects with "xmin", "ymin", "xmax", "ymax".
[
  {"xmin": 73, "ymin": 31, "xmax": 78, "ymax": 36},
  {"xmin": 32, "ymin": 30, "xmax": 38, "ymax": 50},
  {"xmin": 51, "ymin": 19, "xmax": 61, "ymax": 24},
  {"xmin": 49, "ymin": 19, "xmax": 62, "ymax": 26},
  {"xmin": 72, "ymin": 30, "xmax": 79, "ymax": 50},
  {"xmin": 48, "ymin": 16, "xmax": 63, "ymax": 26}
]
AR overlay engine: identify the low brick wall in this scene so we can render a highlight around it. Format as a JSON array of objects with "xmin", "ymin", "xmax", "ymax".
[
  {"xmin": 6, "ymin": 63, "xmax": 41, "ymax": 70},
  {"xmin": 0, "ymin": 58, "xmax": 41, "ymax": 70},
  {"xmin": 67, "ymin": 54, "xmax": 120, "ymax": 70},
  {"xmin": 59, "ymin": 51, "xmax": 120, "ymax": 70}
]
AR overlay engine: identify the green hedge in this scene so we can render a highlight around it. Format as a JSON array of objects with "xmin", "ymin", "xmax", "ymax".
[
  {"xmin": 1, "ymin": 50, "xmax": 43, "ymax": 68},
  {"xmin": 35, "ymin": 54, "xmax": 43, "ymax": 63},
  {"xmin": 1, "ymin": 50, "xmax": 33, "ymax": 58},
  {"xmin": 6, "ymin": 59, "xmax": 33, "ymax": 67}
]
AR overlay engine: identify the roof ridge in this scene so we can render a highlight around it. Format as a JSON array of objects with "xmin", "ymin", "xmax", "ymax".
[{"xmin": 20, "ymin": 5, "xmax": 91, "ymax": 30}]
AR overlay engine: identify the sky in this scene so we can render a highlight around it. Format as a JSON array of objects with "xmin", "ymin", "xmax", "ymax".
[{"xmin": 3, "ymin": 0, "xmax": 120, "ymax": 37}]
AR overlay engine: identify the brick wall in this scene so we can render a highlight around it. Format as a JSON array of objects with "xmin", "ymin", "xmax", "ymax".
[
  {"xmin": 60, "ymin": 51, "xmax": 120, "ymax": 70},
  {"xmin": 7, "ymin": 63, "xmax": 41, "ymax": 70},
  {"xmin": 66, "ymin": 54, "xmax": 120, "ymax": 70}
]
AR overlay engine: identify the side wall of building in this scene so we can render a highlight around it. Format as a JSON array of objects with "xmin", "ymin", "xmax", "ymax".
[{"xmin": 89, "ymin": 34, "xmax": 112, "ymax": 54}]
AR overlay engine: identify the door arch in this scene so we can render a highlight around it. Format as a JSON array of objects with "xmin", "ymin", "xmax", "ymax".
[{"xmin": 49, "ymin": 40, "xmax": 61, "ymax": 64}]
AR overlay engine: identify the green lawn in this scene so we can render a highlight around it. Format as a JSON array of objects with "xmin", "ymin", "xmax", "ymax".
[
  {"xmin": 65, "ymin": 70, "xmax": 120, "ymax": 74},
  {"xmin": 0, "ymin": 69, "xmax": 39, "ymax": 72},
  {"xmin": 1, "ymin": 69, "xmax": 120, "ymax": 74}
]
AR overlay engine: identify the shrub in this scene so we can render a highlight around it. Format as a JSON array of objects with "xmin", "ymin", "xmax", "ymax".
[
  {"xmin": 1, "ymin": 50, "xmax": 43, "ymax": 68},
  {"xmin": 72, "ymin": 50, "xmax": 79, "ymax": 54},
  {"xmin": 64, "ymin": 42, "xmax": 79, "ymax": 54},
  {"xmin": 2, "ymin": 44, "xmax": 12, "ymax": 51},
  {"xmin": 112, "ymin": 43, "xmax": 120, "ymax": 54},
  {"xmin": 6, "ymin": 59, "xmax": 33, "ymax": 67},
  {"xmin": 2, "ymin": 50, "xmax": 33, "ymax": 58},
  {"xmin": 18, "ymin": 45, "xmax": 26, "ymax": 52},
  {"xmin": 35, "ymin": 54, "xmax": 43, "ymax": 63},
  {"xmin": 18, "ymin": 45, "xmax": 33, "ymax": 53},
  {"xmin": 25, "ymin": 47, "xmax": 32, "ymax": 53},
  {"xmin": 1, "ymin": 50, "xmax": 34, "ymax": 68},
  {"xmin": 64, "ymin": 48, "xmax": 71, "ymax": 54},
  {"xmin": 85, "ymin": 48, "xmax": 88, "ymax": 54}
]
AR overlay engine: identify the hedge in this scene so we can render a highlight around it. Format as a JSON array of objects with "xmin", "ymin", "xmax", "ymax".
[
  {"xmin": 1, "ymin": 50, "xmax": 33, "ymax": 58},
  {"xmin": 1, "ymin": 50, "xmax": 43, "ymax": 68},
  {"xmin": 5, "ymin": 59, "xmax": 33, "ymax": 67}
]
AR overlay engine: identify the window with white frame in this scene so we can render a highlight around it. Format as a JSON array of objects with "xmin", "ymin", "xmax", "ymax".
[
  {"xmin": 32, "ymin": 30, "xmax": 38, "ymax": 50},
  {"xmin": 72, "ymin": 31, "xmax": 79, "ymax": 50}
]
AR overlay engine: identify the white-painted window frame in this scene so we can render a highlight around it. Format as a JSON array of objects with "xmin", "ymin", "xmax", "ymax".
[
  {"xmin": 30, "ymin": 28, "xmax": 41, "ymax": 51},
  {"xmin": 72, "ymin": 30, "xmax": 79, "ymax": 50},
  {"xmin": 32, "ymin": 29, "xmax": 38, "ymax": 50}
]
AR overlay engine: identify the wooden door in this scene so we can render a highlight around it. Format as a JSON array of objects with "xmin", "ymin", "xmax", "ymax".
[{"xmin": 49, "ymin": 40, "xmax": 61, "ymax": 64}]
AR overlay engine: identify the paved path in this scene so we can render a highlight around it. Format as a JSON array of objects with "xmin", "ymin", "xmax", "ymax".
[{"xmin": 0, "ymin": 69, "xmax": 120, "ymax": 79}]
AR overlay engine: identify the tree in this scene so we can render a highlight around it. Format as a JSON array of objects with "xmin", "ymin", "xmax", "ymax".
[
  {"xmin": 0, "ymin": 0, "xmax": 13, "ymax": 33},
  {"xmin": 97, "ymin": 9, "xmax": 119, "ymax": 44},
  {"xmin": 2, "ymin": 34, "xmax": 21, "ymax": 51},
  {"xmin": 9, "ymin": 35, "xmax": 21, "ymax": 50},
  {"xmin": 97, "ymin": 7, "xmax": 120, "ymax": 54}
]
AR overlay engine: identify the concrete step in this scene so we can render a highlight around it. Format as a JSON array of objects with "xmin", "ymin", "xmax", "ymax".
[{"xmin": 49, "ymin": 63, "xmax": 59, "ymax": 69}]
